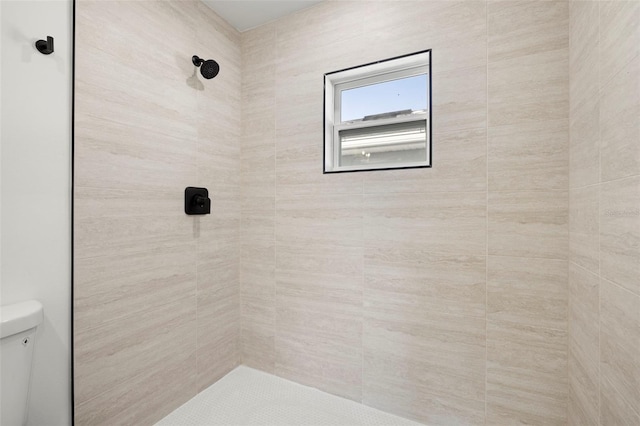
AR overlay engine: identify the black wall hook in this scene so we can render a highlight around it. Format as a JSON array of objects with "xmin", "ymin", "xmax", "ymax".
[{"xmin": 35, "ymin": 36, "xmax": 54, "ymax": 55}]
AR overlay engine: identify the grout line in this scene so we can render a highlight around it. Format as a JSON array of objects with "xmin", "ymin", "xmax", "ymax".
[
  {"xmin": 569, "ymin": 181, "xmax": 604, "ymax": 191},
  {"xmin": 596, "ymin": 1, "xmax": 602, "ymax": 420},
  {"xmin": 239, "ymin": 35, "xmax": 245, "ymax": 367},
  {"xmin": 596, "ymin": 173, "xmax": 640, "ymax": 186},
  {"xmin": 360, "ymin": 185, "xmax": 365, "ymax": 403},
  {"xmin": 195, "ymin": 87, "xmax": 200, "ymax": 392},
  {"xmin": 273, "ymin": 23, "xmax": 279, "ymax": 377},
  {"xmin": 569, "ymin": 260, "xmax": 600, "ymax": 281},
  {"xmin": 601, "ymin": 275, "xmax": 640, "ymax": 300},
  {"xmin": 485, "ymin": 1, "xmax": 490, "ymax": 422},
  {"xmin": 567, "ymin": 1, "xmax": 572, "ymax": 422}
]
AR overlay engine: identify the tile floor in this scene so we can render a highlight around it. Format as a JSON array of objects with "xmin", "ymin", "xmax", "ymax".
[{"xmin": 156, "ymin": 366, "xmax": 423, "ymax": 426}]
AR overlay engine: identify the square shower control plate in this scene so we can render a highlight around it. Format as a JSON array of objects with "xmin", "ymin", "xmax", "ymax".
[{"xmin": 185, "ymin": 187, "xmax": 211, "ymax": 215}]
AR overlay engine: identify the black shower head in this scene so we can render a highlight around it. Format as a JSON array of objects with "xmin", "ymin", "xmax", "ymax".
[{"xmin": 192, "ymin": 55, "xmax": 220, "ymax": 80}]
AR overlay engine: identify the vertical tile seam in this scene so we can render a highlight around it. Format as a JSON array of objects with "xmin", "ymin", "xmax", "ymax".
[
  {"xmin": 237, "ymin": 36, "xmax": 244, "ymax": 369},
  {"xmin": 485, "ymin": 1, "xmax": 489, "ymax": 423},
  {"xmin": 238, "ymin": 36, "xmax": 244, "ymax": 366},
  {"xmin": 273, "ymin": 23, "xmax": 279, "ymax": 378},
  {"xmin": 596, "ymin": 1, "xmax": 602, "ymax": 422},
  {"xmin": 360, "ymin": 7, "xmax": 366, "ymax": 404},
  {"xmin": 567, "ymin": 2, "xmax": 572, "ymax": 423},
  {"xmin": 360, "ymin": 172, "xmax": 364, "ymax": 403},
  {"xmin": 195, "ymin": 84, "xmax": 200, "ymax": 391},
  {"xmin": 360, "ymin": 130, "xmax": 364, "ymax": 401}
]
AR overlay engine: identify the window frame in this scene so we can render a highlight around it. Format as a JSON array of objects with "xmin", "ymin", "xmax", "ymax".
[{"xmin": 323, "ymin": 49, "xmax": 432, "ymax": 173}]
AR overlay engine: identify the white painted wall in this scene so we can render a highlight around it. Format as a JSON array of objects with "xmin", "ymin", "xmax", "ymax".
[{"xmin": 1, "ymin": 1, "xmax": 72, "ymax": 424}]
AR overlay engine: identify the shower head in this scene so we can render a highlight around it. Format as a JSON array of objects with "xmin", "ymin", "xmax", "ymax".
[{"xmin": 192, "ymin": 55, "xmax": 220, "ymax": 80}]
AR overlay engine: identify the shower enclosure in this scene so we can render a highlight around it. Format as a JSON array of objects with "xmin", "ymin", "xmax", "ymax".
[{"xmin": 2, "ymin": 0, "xmax": 638, "ymax": 425}]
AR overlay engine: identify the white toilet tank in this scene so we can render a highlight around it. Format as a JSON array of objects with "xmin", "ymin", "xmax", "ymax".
[{"xmin": 0, "ymin": 300, "xmax": 44, "ymax": 426}]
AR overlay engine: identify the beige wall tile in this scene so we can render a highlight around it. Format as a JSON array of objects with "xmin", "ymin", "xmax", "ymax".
[
  {"xmin": 487, "ymin": 320, "xmax": 567, "ymax": 425},
  {"xmin": 570, "ymin": 0, "xmax": 599, "ymax": 116},
  {"xmin": 276, "ymin": 242, "xmax": 363, "ymax": 277},
  {"xmin": 240, "ymin": 321, "xmax": 275, "ymax": 373},
  {"xmin": 274, "ymin": 240, "xmax": 363, "ymax": 401},
  {"xmin": 241, "ymin": 243, "xmax": 275, "ymax": 298},
  {"xmin": 275, "ymin": 153, "xmax": 364, "ymax": 196},
  {"xmin": 365, "ymin": 247, "xmax": 486, "ymax": 319},
  {"xmin": 74, "ymin": 77, "xmax": 197, "ymax": 144},
  {"xmin": 366, "ymin": 1, "xmax": 486, "ymax": 73},
  {"xmin": 600, "ymin": 176, "xmax": 640, "ymax": 295},
  {"xmin": 569, "ymin": 350, "xmax": 599, "ymax": 426},
  {"xmin": 599, "ymin": 58, "xmax": 640, "ymax": 182},
  {"xmin": 365, "ymin": 192, "xmax": 486, "ymax": 257},
  {"xmin": 75, "ymin": 1, "xmax": 195, "ymax": 80},
  {"xmin": 275, "ymin": 1, "xmax": 365, "ymax": 60},
  {"xmin": 568, "ymin": 263, "xmax": 600, "ymax": 426},
  {"xmin": 600, "ymin": 374, "xmax": 640, "ymax": 426},
  {"xmin": 242, "ymin": 22, "xmax": 276, "ymax": 68},
  {"xmin": 198, "ymin": 132, "xmax": 241, "ymax": 193},
  {"xmin": 569, "ymin": 1, "xmax": 600, "ymax": 189},
  {"xmin": 432, "ymin": 65, "xmax": 487, "ymax": 135},
  {"xmin": 75, "ymin": 1, "xmax": 241, "ymax": 422},
  {"xmin": 241, "ymin": 143, "xmax": 275, "ymax": 197},
  {"xmin": 600, "ymin": 278, "xmax": 640, "ymax": 415},
  {"xmin": 240, "ymin": 0, "xmax": 572, "ymax": 422},
  {"xmin": 570, "ymin": 185, "xmax": 600, "ymax": 273},
  {"xmin": 74, "ymin": 187, "xmax": 182, "ymax": 219},
  {"xmin": 197, "ymin": 331, "xmax": 239, "ymax": 392},
  {"xmin": 274, "ymin": 83, "xmax": 322, "ymax": 136},
  {"xmin": 74, "ymin": 119, "xmax": 198, "ymax": 191},
  {"xmin": 75, "ymin": 349, "xmax": 196, "ymax": 426},
  {"xmin": 275, "ymin": 338, "xmax": 362, "ymax": 402},
  {"xmin": 276, "ymin": 270, "xmax": 362, "ymax": 321},
  {"xmin": 487, "ymin": 256, "xmax": 567, "ymax": 330},
  {"xmin": 363, "ymin": 314, "xmax": 486, "ymax": 425},
  {"xmin": 193, "ymin": 0, "xmax": 240, "ymax": 60},
  {"xmin": 74, "ymin": 242, "xmax": 196, "ymax": 332},
  {"xmin": 570, "ymin": 100, "xmax": 600, "ymax": 189},
  {"xmin": 74, "ymin": 295, "xmax": 197, "ymax": 406},
  {"xmin": 197, "ymin": 287, "xmax": 239, "ymax": 391},
  {"xmin": 488, "ymin": 0, "xmax": 569, "ymax": 63},
  {"xmin": 569, "ymin": 1, "xmax": 639, "ymax": 424},
  {"xmin": 489, "ymin": 119, "xmax": 569, "ymax": 191},
  {"xmin": 241, "ymin": 196, "xmax": 275, "ymax": 241},
  {"xmin": 74, "ymin": 212, "xmax": 195, "ymax": 260},
  {"xmin": 241, "ymin": 284, "xmax": 274, "ymax": 322},
  {"xmin": 489, "ymin": 49, "xmax": 569, "ymax": 127},
  {"xmin": 240, "ymin": 202, "xmax": 275, "ymax": 371},
  {"xmin": 489, "ymin": 190, "xmax": 568, "ymax": 259},
  {"xmin": 275, "ymin": 194, "xmax": 364, "ymax": 279},
  {"xmin": 569, "ymin": 264, "xmax": 600, "ymax": 371},
  {"xmin": 275, "ymin": 271, "xmax": 363, "ymax": 401},
  {"xmin": 363, "ymin": 128, "xmax": 487, "ymax": 194},
  {"xmin": 599, "ymin": 1, "xmax": 640, "ymax": 89},
  {"xmin": 275, "ymin": 194, "xmax": 363, "ymax": 247}
]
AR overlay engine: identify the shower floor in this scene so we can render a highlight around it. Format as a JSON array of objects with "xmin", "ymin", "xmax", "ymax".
[{"xmin": 156, "ymin": 366, "xmax": 422, "ymax": 426}]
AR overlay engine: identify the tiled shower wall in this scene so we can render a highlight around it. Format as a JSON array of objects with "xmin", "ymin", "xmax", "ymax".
[
  {"xmin": 240, "ymin": 1, "xmax": 570, "ymax": 424},
  {"xmin": 73, "ymin": 1, "xmax": 241, "ymax": 424},
  {"xmin": 568, "ymin": 1, "xmax": 640, "ymax": 424}
]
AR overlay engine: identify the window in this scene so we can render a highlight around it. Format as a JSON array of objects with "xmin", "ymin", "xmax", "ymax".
[{"xmin": 324, "ymin": 50, "xmax": 431, "ymax": 173}]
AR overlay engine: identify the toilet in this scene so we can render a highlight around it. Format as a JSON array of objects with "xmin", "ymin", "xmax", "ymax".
[{"xmin": 0, "ymin": 300, "xmax": 44, "ymax": 426}]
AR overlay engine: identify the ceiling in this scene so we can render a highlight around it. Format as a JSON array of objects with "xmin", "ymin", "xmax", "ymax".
[{"xmin": 201, "ymin": 0, "xmax": 323, "ymax": 32}]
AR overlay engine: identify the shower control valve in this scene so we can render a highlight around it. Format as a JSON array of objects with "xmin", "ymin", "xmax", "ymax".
[{"xmin": 185, "ymin": 187, "xmax": 211, "ymax": 215}]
